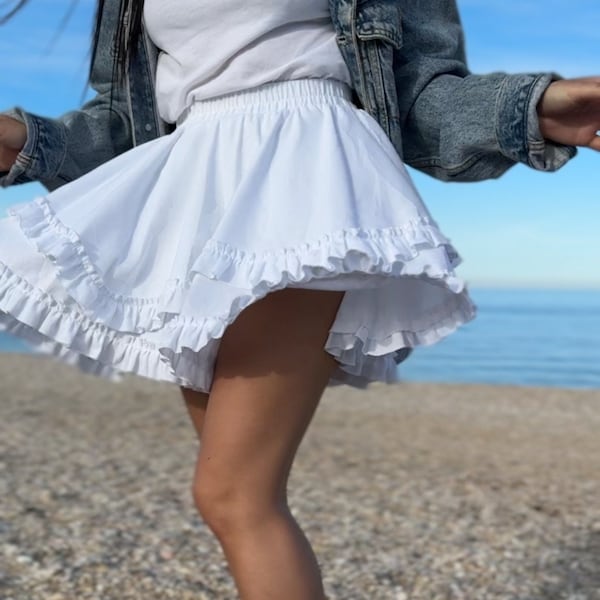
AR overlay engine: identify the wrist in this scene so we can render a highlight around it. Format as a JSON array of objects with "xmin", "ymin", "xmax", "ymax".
[
  {"xmin": 535, "ymin": 82, "xmax": 558, "ymax": 140},
  {"xmin": 523, "ymin": 73, "xmax": 576, "ymax": 171},
  {"xmin": 0, "ymin": 119, "xmax": 27, "ymax": 158},
  {"xmin": 0, "ymin": 107, "xmax": 68, "ymax": 187}
]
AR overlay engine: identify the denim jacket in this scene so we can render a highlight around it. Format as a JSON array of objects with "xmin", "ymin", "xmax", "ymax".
[{"xmin": 1, "ymin": 0, "xmax": 577, "ymax": 192}]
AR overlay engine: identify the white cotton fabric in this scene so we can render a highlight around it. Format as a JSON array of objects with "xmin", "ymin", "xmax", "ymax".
[
  {"xmin": 0, "ymin": 79, "xmax": 476, "ymax": 393},
  {"xmin": 143, "ymin": 0, "xmax": 353, "ymax": 123}
]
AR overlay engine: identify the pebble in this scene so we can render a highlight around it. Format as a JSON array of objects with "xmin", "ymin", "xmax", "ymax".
[{"xmin": 1, "ymin": 356, "xmax": 600, "ymax": 599}]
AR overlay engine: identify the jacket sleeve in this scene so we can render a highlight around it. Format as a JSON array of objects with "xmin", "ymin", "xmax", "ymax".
[
  {"xmin": 0, "ymin": 6, "xmax": 132, "ymax": 192},
  {"xmin": 396, "ymin": 0, "xmax": 577, "ymax": 181}
]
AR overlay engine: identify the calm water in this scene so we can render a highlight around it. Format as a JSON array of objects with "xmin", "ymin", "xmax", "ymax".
[
  {"xmin": 401, "ymin": 288, "xmax": 600, "ymax": 389},
  {"xmin": 1, "ymin": 288, "xmax": 600, "ymax": 389}
]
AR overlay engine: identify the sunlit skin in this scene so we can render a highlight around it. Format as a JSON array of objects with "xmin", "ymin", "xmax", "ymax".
[
  {"xmin": 536, "ymin": 77, "xmax": 600, "ymax": 151},
  {"xmin": 179, "ymin": 287, "xmax": 344, "ymax": 600},
  {"xmin": 0, "ymin": 115, "xmax": 26, "ymax": 170}
]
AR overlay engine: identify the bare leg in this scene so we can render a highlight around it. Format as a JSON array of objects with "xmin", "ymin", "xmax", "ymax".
[
  {"xmin": 180, "ymin": 386, "xmax": 209, "ymax": 440},
  {"xmin": 186, "ymin": 287, "xmax": 343, "ymax": 600}
]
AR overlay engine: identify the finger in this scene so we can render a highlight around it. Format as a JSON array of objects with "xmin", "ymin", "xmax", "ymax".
[{"xmin": 588, "ymin": 134, "xmax": 600, "ymax": 152}]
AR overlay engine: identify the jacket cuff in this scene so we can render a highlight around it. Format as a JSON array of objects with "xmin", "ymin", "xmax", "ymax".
[
  {"xmin": 496, "ymin": 73, "xmax": 577, "ymax": 172},
  {"xmin": 0, "ymin": 107, "xmax": 67, "ymax": 188}
]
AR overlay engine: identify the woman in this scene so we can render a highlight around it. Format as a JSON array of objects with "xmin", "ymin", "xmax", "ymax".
[{"xmin": 0, "ymin": 1, "xmax": 598, "ymax": 598}]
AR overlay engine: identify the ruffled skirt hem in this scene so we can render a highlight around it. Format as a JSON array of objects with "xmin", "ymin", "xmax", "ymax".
[{"xmin": 0, "ymin": 196, "xmax": 475, "ymax": 392}]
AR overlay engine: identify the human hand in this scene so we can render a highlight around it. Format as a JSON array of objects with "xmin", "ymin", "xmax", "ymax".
[
  {"xmin": 0, "ymin": 115, "xmax": 27, "ymax": 171},
  {"xmin": 537, "ymin": 77, "xmax": 600, "ymax": 151}
]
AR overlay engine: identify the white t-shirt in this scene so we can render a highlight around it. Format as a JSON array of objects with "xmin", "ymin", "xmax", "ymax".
[{"xmin": 143, "ymin": 0, "xmax": 353, "ymax": 123}]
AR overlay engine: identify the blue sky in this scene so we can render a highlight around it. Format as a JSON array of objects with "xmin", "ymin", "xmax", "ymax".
[{"xmin": 1, "ymin": 0, "xmax": 599, "ymax": 289}]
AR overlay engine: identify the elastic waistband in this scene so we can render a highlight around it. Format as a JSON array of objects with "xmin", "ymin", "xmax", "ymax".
[{"xmin": 176, "ymin": 78, "xmax": 353, "ymax": 125}]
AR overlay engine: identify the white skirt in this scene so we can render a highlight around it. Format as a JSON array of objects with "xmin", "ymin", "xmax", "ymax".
[{"xmin": 0, "ymin": 78, "xmax": 476, "ymax": 392}]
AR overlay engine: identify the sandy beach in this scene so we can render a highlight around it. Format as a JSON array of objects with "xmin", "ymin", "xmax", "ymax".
[{"xmin": 1, "ymin": 353, "xmax": 599, "ymax": 600}]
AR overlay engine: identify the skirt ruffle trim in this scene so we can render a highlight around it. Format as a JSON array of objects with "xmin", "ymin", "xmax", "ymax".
[{"xmin": 0, "ymin": 195, "xmax": 476, "ymax": 392}]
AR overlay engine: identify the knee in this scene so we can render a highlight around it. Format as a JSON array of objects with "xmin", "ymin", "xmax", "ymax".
[{"xmin": 192, "ymin": 469, "xmax": 283, "ymax": 540}]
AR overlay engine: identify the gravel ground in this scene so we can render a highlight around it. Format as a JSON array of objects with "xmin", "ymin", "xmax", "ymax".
[{"xmin": 1, "ymin": 353, "xmax": 599, "ymax": 600}]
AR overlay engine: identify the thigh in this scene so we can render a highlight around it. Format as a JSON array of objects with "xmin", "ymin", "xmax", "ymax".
[
  {"xmin": 180, "ymin": 386, "xmax": 210, "ymax": 440},
  {"xmin": 197, "ymin": 287, "xmax": 344, "ymax": 500}
]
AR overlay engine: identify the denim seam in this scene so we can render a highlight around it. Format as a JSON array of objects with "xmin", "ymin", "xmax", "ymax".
[
  {"xmin": 522, "ymin": 74, "xmax": 541, "ymax": 167},
  {"xmin": 15, "ymin": 110, "xmax": 39, "ymax": 172},
  {"xmin": 495, "ymin": 74, "xmax": 515, "ymax": 163},
  {"xmin": 409, "ymin": 151, "xmax": 490, "ymax": 176},
  {"xmin": 44, "ymin": 118, "xmax": 69, "ymax": 181}
]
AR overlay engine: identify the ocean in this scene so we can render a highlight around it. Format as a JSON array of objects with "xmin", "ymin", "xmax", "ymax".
[
  {"xmin": 1, "ymin": 288, "xmax": 600, "ymax": 389},
  {"xmin": 401, "ymin": 288, "xmax": 600, "ymax": 389}
]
